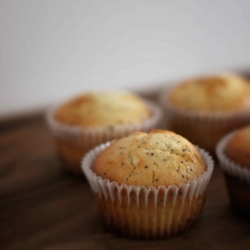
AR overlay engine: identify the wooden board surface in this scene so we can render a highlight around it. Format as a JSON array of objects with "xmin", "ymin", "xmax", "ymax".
[{"xmin": 1, "ymin": 111, "xmax": 250, "ymax": 250}]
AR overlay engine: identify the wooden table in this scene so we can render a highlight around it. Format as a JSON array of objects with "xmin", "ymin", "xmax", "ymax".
[{"xmin": 1, "ymin": 110, "xmax": 250, "ymax": 250}]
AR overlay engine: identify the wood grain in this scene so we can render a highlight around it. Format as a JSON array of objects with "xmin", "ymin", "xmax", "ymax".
[{"xmin": 1, "ymin": 112, "xmax": 250, "ymax": 250}]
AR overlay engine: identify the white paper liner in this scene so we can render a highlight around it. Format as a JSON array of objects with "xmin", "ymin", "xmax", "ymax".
[
  {"xmin": 46, "ymin": 100, "xmax": 162, "ymax": 147},
  {"xmin": 82, "ymin": 141, "xmax": 214, "ymax": 207},
  {"xmin": 216, "ymin": 131, "xmax": 250, "ymax": 184},
  {"xmin": 159, "ymin": 86, "xmax": 250, "ymax": 146},
  {"xmin": 81, "ymin": 141, "xmax": 214, "ymax": 238}
]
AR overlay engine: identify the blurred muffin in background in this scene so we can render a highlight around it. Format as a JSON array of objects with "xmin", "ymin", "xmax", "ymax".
[
  {"xmin": 82, "ymin": 129, "xmax": 214, "ymax": 239},
  {"xmin": 216, "ymin": 125, "xmax": 250, "ymax": 219},
  {"xmin": 159, "ymin": 73, "xmax": 250, "ymax": 154},
  {"xmin": 47, "ymin": 91, "xmax": 162, "ymax": 175}
]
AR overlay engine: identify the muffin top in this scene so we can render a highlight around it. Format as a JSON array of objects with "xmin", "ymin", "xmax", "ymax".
[
  {"xmin": 224, "ymin": 126, "xmax": 250, "ymax": 169},
  {"xmin": 168, "ymin": 73, "xmax": 250, "ymax": 112},
  {"xmin": 93, "ymin": 129, "xmax": 207, "ymax": 188},
  {"xmin": 54, "ymin": 91, "xmax": 153, "ymax": 128}
]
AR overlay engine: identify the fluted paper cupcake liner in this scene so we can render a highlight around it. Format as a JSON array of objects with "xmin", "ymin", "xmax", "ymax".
[
  {"xmin": 216, "ymin": 131, "xmax": 250, "ymax": 184},
  {"xmin": 159, "ymin": 86, "xmax": 250, "ymax": 153},
  {"xmin": 82, "ymin": 141, "xmax": 214, "ymax": 239},
  {"xmin": 46, "ymin": 100, "xmax": 162, "ymax": 147}
]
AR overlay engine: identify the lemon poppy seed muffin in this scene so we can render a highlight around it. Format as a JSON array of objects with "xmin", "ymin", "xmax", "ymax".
[
  {"xmin": 54, "ymin": 92, "xmax": 153, "ymax": 127},
  {"xmin": 217, "ymin": 126, "xmax": 250, "ymax": 218},
  {"xmin": 169, "ymin": 74, "xmax": 250, "ymax": 112},
  {"xmin": 160, "ymin": 73, "xmax": 250, "ymax": 153},
  {"xmin": 93, "ymin": 130, "xmax": 206, "ymax": 188},
  {"xmin": 47, "ymin": 91, "xmax": 162, "ymax": 175},
  {"xmin": 83, "ymin": 129, "xmax": 214, "ymax": 239}
]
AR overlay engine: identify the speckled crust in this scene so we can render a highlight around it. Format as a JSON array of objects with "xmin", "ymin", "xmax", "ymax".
[
  {"xmin": 83, "ymin": 134, "xmax": 213, "ymax": 239},
  {"xmin": 54, "ymin": 91, "xmax": 153, "ymax": 127},
  {"xmin": 93, "ymin": 130, "xmax": 207, "ymax": 188},
  {"xmin": 224, "ymin": 126, "xmax": 250, "ymax": 169},
  {"xmin": 169, "ymin": 74, "xmax": 250, "ymax": 112}
]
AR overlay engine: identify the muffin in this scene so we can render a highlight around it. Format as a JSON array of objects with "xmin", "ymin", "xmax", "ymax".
[
  {"xmin": 82, "ymin": 129, "xmax": 214, "ymax": 239},
  {"xmin": 47, "ymin": 91, "xmax": 162, "ymax": 175},
  {"xmin": 159, "ymin": 73, "xmax": 250, "ymax": 154},
  {"xmin": 216, "ymin": 126, "xmax": 250, "ymax": 218}
]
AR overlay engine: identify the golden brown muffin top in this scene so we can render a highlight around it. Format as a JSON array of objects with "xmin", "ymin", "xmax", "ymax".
[
  {"xmin": 168, "ymin": 74, "xmax": 250, "ymax": 112},
  {"xmin": 54, "ymin": 91, "xmax": 153, "ymax": 127},
  {"xmin": 93, "ymin": 129, "xmax": 207, "ymax": 188},
  {"xmin": 225, "ymin": 126, "xmax": 250, "ymax": 169}
]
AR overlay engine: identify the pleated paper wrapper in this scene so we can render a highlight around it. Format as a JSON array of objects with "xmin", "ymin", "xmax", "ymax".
[{"xmin": 82, "ymin": 142, "xmax": 214, "ymax": 239}]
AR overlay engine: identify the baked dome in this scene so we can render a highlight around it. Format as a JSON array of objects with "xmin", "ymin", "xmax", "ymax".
[
  {"xmin": 168, "ymin": 74, "xmax": 250, "ymax": 112},
  {"xmin": 93, "ymin": 129, "xmax": 207, "ymax": 188},
  {"xmin": 54, "ymin": 91, "xmax": 153, "ymax": 127}
]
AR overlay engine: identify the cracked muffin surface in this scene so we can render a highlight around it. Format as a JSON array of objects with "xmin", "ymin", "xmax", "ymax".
[{"xmin": 92, "ymin": 129, "xmax": 207, "ymax": 188}]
